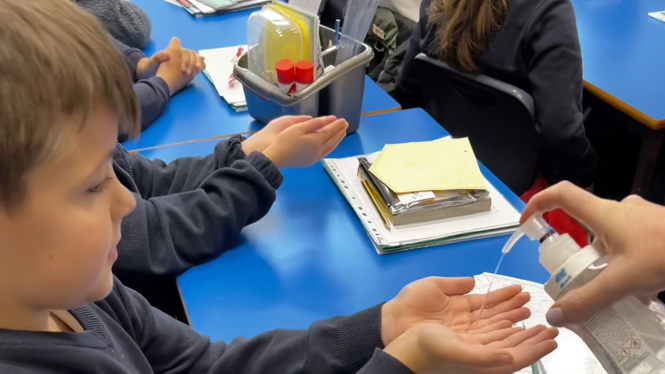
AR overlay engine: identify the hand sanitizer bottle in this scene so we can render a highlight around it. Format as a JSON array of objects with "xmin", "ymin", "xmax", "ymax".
[{"xmin": 502, "ymin": 216, "xmax": 665, "ymax": 374}]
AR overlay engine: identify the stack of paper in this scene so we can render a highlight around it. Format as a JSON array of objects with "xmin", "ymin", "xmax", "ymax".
[
  {"xmin": 199, "ymin": 46, "xmax": 248, "ymax": 112},
  {"xmin": 370, "ymin": 138, "xmax": 486, "ymax": 193},
  {"xmin": 323, "ymin": 148, "xmax": 520, "ymax": 253},
  {"xmin": 470, "ymin": 273, "xmax": 606, "ymax": 374},
  {"xmin": 352, "ymin": 138, "xmax": 493, "ymax": 227},
  {"xmin": 173, "ymin": 0, "xmax": 270, "ymax": 17},
  {"xmin": 287, "ymin": 0, "xmax": 324, "ymax": 15}
]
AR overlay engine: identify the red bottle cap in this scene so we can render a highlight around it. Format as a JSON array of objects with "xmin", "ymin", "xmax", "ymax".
[
  {"xmin": 295, "ymin": 61, "xmax": 314, "ymax": 84},
  {"xmin": 275, "ymin": 59, "xmax": 295, "ymax": 84}
]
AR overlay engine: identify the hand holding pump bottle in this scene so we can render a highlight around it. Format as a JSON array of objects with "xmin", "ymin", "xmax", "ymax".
[{"xmin": 504, "ymin": 215, "xmax": 665, "ymax": 374}]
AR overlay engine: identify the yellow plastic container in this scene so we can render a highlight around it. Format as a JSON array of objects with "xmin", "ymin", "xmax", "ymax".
[
  {"xmin": 247, "ymin": 7, "xmax": 304, "ymax": 84},
  {"xmin": 266, "ymin": 3, "xmax": 311, "ymax": 61}
]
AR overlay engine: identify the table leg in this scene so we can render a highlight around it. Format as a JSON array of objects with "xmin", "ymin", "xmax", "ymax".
[{"xmin": 631, "ymin": 134, "xmax": 664, "ymax": 197}]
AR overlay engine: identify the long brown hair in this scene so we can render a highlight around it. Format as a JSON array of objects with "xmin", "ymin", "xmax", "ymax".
[{"xmin": 428, "ymin": 0, "xmax": 509, "ymax": 72}]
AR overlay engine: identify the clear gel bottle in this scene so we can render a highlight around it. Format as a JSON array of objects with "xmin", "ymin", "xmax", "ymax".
[{"xmin": 502, "ymin": 216, "xmax": 665, "ymax": 374}]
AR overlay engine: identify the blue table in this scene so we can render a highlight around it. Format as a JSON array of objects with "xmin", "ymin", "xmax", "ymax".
[
  {"xmin": 142, "ymin": 109, "xmax": 549, "ymax": 341},
  {"xmin": 571, "ymin": 0, "xmax": 665, "ymax": 197},
  {"xmin": 123, "ymin": 0, "xmax": 400, "ymax": 151},
  {"xmin": 572, "ymin": 0, "xmax": 665, "ymax": 129}
]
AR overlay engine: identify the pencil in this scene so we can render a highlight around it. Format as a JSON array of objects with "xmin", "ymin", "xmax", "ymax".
[{"xmin": 334, "ymin": 19, "xmax": 340, "ymax": 45}]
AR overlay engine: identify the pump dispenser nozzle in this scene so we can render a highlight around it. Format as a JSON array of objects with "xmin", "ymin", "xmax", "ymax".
[
  {"xmin": 500, "ymin": 216, "xmax": 554, "ymax": 254},
  {"xmin": 502, "ymin": 215, "xmax": 583, "ymax": 273}
]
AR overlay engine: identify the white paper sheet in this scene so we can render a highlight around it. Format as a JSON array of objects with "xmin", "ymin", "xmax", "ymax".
[
  {"xmin": 286, "ymin": 0, "xmax": 323, "ymax": 15},
  {"xmin": 471, "ymin": 273, "xmax": 607, "ymax": 374},
  {"xmin": 199, "ymin": 46, "xmax": 248, "ymax": 107},
  {"xmin": 649, "ymin": 10, "xmax": 665, "ymax": 23}
]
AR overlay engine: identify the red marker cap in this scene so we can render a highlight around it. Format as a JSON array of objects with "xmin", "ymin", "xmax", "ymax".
[
  {"xmin": 275, "ymin": 59, "xmax": 295, "ymax": 84},
  {"xmin": 295, "ymin": 61, "xmax": 314, "ymax": 84}
]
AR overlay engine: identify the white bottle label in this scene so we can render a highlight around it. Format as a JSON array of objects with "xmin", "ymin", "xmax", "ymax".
[
  {"xmin": 584, "ymin": 308, "xmax": 652, "ymax": 373},
  {"xmin": 547, "ymin": 248, "xmax": 661, "ymax": 374}
]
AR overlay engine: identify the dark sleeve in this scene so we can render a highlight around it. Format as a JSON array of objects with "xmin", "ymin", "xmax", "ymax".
[
  {"xmin": 111, "ymin": 37, "xmax": 170, "ymax": 132},
  {"xmin": 114, "ymin": 138, "xmax": 283, "ymax": 276},
  {"xmin": 393, "ymin": 0, "xmax": 431, "ymax": 109},
  {"xmin": 97, "ymin": 279, "xmax": 402, "ymax": 374},
  {"xmin": 76, "ymin": 0, "xmax": 151, "ymax": 48},
  {"xmin": 525, "ymin": 0, "xmax": 597, "ymax": 187}
]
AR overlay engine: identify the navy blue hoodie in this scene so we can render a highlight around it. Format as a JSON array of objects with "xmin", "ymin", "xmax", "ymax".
[
  {"xmin": 0, "ymin": 278, "xmax": 413, "ymax": 374},
  {"xmin": 112, "ymin": 136, "xmax": 282, "ymax": 277},
  {"xmin": 112, "ymin": 38, "xmax": 170, "ymax": 134}
]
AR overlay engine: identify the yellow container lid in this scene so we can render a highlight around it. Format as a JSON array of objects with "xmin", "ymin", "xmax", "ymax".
[{"xmin": 247, "ymin": 7, "xmax": 304, "ymax": 84}]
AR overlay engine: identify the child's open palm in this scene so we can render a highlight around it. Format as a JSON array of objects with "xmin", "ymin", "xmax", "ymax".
[
  {"xmin": 262, "ymin": 116, "xmax": 348, "ymax": 168},
  {"xmin": 379, "ymin": 277, "xmax": 557, "ymax": 374},
  {"xmin": 380, "ymin": 277, "xmax": 532, "ymax": 346},
  {"xmin": 384, "ymin": 321, "xmax": 558, "ymax": 374}
]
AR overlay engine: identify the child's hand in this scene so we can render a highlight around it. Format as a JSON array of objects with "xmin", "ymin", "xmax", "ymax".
[
  {"xmin": 242, "ymin": 115, "xmax": 314, "ymax": 155},
  {"xmin": 262, "ymin": 116, "xmax": 348, "ymax": 168},
  {"xmin": 180, "ymin": 46, "xmax": 205, "ymax": 76},
  {"xmin": 379, "ymin": 277, "xmax": 557, "ymax": 373},
  {"xmin": 136, "ymin": 50, "xmax": 171, "ymax": 80},
  {"xmin": 155, "ymin": 37, "xmax": 205, "ymax": 95},
  {"xmin": 383, "ymin": 323, "xmax": 558, "ymax": 374}
]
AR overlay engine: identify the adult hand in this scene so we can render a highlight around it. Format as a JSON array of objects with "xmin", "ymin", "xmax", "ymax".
[
  {"xmin": 521, "ymin": 181, "xmax": 665, "ymax": 326},
  {"xmin": 262, "ymin": 116, "xmax": 348, "ymax": 168},
  {"xmin": 155, "ymin": 37, "xmax": 205, "ymax": 95},
  {"xmin": 241, "ymin": 116, "xmax": 314, "ymax": 155},
  {"xmin": 381, "ymin": 277, "xmax": 532, "ymax": 346},
  {"xmin": 384, "ymin": 322, "xmax": 558, "ymax": 374}
]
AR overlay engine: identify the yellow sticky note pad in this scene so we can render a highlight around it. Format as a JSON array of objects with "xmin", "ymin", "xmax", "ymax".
[{"xmin": 369, "ymin": 138, "xmax": 486, "ymax": 193}]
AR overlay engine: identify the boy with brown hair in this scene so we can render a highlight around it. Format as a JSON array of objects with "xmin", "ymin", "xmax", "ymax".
[{"xmin": 0, "ymin": 1, "xmax": 558, "ymax": 372}]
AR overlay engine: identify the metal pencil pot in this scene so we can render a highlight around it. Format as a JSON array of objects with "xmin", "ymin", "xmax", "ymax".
[{"xmin": 233, "ymin": 25, "xmax": 374, "ymax": 134}]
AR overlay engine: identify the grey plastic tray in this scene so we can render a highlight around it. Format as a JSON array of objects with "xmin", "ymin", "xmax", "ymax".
[{"xmin": 233, "ymin": 25, "xmax": 374, "ymax": 134}]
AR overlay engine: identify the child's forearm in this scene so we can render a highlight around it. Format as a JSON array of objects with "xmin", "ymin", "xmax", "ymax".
[
  {"xmin": 104, "ymin": 282, "xmax": 387, "ymax": 374},
  {"xmin": 112, "ymin": 140, "xmax": 283, "ymax": 276},
  {"xmin": 110, "ymin": 37, "xmax": 145, "ymax": 82},
  {"xmin": 133, "ymin": 78, "xmax": 170, "ymax": 131}
]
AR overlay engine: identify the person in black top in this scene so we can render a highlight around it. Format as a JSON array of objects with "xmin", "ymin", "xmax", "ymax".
[{"xmin": 397, "ymin": 0, "xmax": 597, "ymax": 190}]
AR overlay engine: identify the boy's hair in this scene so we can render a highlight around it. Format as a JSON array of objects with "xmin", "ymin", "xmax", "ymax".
[
  {"xmin": 0, "ymin": 0, "xmax": 140, "ymax": 210},
  {"xmin": 428, "ymin": 0, "xmax": 509, "ymax": 73}
]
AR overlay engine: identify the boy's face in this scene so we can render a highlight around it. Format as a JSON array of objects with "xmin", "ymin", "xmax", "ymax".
[{"xmin": 0, "ymin": 105, "xmax": 136, "ymax": 310}]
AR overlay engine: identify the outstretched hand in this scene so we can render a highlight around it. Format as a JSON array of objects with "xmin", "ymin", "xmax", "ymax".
[
  {"xmin": 242, "ymin": 116, "xmax": 315, "ymax": 155},
  {"xmin": 385, "ymin": 322, "xmax": 558, "ymax": 374},
  {"xmin": 380, "ymin": 277, "xmax": 557, "ymax": 374},
  {"xmin": 262, "ymin": 116, "xmax": 348, "ymax": 168},
  {"xmin": 381, "ymin": 277, "xmax": 532, "ymax": 346}
]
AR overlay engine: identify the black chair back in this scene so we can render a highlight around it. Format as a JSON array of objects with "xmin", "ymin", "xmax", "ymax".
[{"xmin": 414, "ymin": 53, "xmax": 539, "ymax": 195}]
